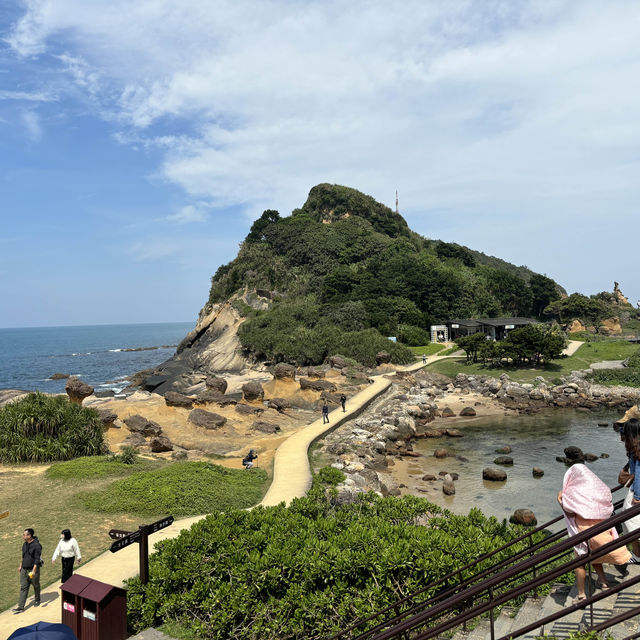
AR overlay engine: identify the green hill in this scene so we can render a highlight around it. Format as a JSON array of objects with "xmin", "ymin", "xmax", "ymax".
[{"xmin": 207, "ymin": 184, "xmax": 563, "ymax": 366}]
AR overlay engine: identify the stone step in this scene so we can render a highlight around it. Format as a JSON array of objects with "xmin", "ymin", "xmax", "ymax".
[
  {"xmin": 606, "ymin": 564, "xmax": 640, "ymax": 639},
  {"xmin": 483, "ymin": 606, "xmax": 516, "ymax": 640},
  {"xmin": 504, "ymin": 596, "xmax": 543, "ymax": 639}
]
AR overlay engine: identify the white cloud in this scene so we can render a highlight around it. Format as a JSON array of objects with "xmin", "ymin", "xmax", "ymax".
[
  {"xmin": 6, "ymin": 0, "xmax": 640, "ymax": 303},
  {"xmin": 21, "ymin": 110, "xmax": 42, "ymax": 141},
  {"xmin": 164, "ymin": 204, "xmax": 208, "ymax": 224},
  {"xmin": 0, "ymin": 89, "xmax": 55, "ymax": 101}
]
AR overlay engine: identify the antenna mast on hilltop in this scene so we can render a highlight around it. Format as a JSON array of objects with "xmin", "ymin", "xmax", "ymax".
[{"xmin": 395, "ymin": 190, "xmax": 399, "ymax": 214}]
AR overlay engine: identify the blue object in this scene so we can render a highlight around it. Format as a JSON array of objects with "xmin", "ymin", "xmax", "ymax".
[{"xmin": 8, "ymin": 621, "xmax": 78, "ymax": 640}]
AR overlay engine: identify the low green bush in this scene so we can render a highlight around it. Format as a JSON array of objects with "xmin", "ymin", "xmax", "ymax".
[
  {"xmin": 46, "ymin": 455, "xmax": 163, "ymax": 480},
  {"xmin": 625, "ymin": 347, "xmax": 640, "ymax": 369},
  {"xmin": 126, "ymin": 473, "xmax": 548, "ymax": 639},
  {"xmin": 587, "ymin": 369, "xmax": 640, "ymax": 388},
  {"xmin": 76, "ymin": 462, "xmax": 268, "ymax": 516},
  {"xmin": 0, "ymin": 392, "xmax": 107, "ymax": 463}
]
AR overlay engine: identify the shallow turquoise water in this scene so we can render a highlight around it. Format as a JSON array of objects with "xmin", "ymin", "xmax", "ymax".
[{"xmin": 402, "ymin": 409, "xmax": 630, "ymax": 527}]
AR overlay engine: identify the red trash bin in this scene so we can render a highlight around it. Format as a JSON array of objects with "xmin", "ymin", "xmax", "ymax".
[
  {"xmin": 76, "ymin": 578, "xmax": 127, "ymax": 640},
  {"xmin": 60, "ymin": 574, "xmax": 93, "ymax": 639}
]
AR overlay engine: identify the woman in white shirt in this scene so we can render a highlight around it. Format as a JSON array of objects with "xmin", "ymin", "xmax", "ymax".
[{"xmin": 51, "ymin": 529, "xmax": 81, "ymax": 582}]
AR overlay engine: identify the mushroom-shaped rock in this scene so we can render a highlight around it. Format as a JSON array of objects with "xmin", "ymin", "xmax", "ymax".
[
  {"xmin": 267, "ymin": 397, "xmax": 290, "ymax": 413},
  {"xmin": 299, "ymin": 378, "xmax": 337, "ymax": 392},
  {"xmin": 235, "ymin": 403, "xmax": 264, "ymax": 416},
  {"xmin": 123, "ymin": 415, "xmax": 162, "ymax": 437},
  {"xmin": 483, "ymin": 467, "xmax": 507, "ymax": 481},
  {"xmin": 97, "ymin": 409, "xmax": 118, "ymax": 429},
  {"xmin": 510, "ymin": 509, "xmax": 537, "ymax": 526},
  {"xmin": 242, "ymin": 381, "xmax": 264, "ymax": 402},
  {"xmin": 273, "ymin": 363, "xmax": 296, "ymax": 380},
  {"xmin": 376, "ymin": 351, "xmax": 391, "ymax": 365},
  {"xmin": 442, "ymin": 474, "xmax": 456, "ymax": 495},
  {"xmin": 65, "ymin": 376, "xmax": 94, "ymax": 405},
  {"xmin": 150, "ymin": 436, "xmax": 173, "ymax": 452},
  {"xmin": 164, "ymin": 391, "xmax": 194, "ymax": 409},
  {"xmin": 441, "ymin": 407, "xmax": 455, "ymax": 418},
  {"xmin": 433, "ymin": 448, "xmax": 449, "ymax": 458},
  {"xmin": 188, "ymin": 408, "xmax": 227, "ymax": 429},
  {"xmin": 459, "ymin": 407, "xmax": 477, "ymax": 417},
  {"xmin": 252, "ymin": 421, "xmax": 281, "ymax": 434},
  {"xmin": 495, "ymin": 446, "xmax": 513, "ymax": 454},
  {"xmin": 532, "ymin": 467, "xmax": 545, "ymax": 478},
  {"xmin": 445, "ymin": 428, "xmax": 463, "ymax": 437},
  {"xmin": 494, "ymin": 456, "xmax": 514, "ymax": 466},
  {"xmin": 206, "ymin": 376, "xmax": 228, "ymax": 395}
]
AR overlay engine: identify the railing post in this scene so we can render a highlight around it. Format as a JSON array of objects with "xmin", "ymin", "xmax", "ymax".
[
  {"xmin": 529, "ymin": 534, "xmax": 538, "ymax": 598},
  {"xmin": 489, "ymin": 586, "xmax": 495, "ymax": 640}
]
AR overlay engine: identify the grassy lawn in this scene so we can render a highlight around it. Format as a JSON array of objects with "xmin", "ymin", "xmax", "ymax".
[
  {"xmin": 408, "ymin": 343, "xmax": 446, "ymax": 357},
  {"xmin": 426, "ymin": 340, "xmax": 640, "ymax": 384},
  {"xmin": 0, "ymin": 457, "xmax": 269, "ymax": 612}
]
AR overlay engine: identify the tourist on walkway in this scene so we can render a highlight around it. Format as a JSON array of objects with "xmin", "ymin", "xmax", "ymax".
[
  {"xmin": 52, "ymin": 529, "xmax": 82, "ymax": 583},
  {"xmin": 620, "ymin": 418, "xmax": 640, "ymax": 560},
  {"xmin": 558, "ymin": 447, "xmax": 630, "ymax": 603},
  {"xmin": 14, "ymin": 528, "xmax": 42, "ymax": 613},
  {"xmin": 340, "ymin": 394, "xmax": 346, "ymax": 412},
  {"xmin": 322, "ymin": 402, "xmax": 329, "ymax": 424},
  {"xmin": 422, "ymin": 353, "xmax": 427, "ymax": 364}
]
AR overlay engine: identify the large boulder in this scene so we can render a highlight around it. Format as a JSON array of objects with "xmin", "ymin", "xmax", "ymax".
[
  {"xmin": 273, "ymin": 363, "xmax": 296, "ymax": 380},
  {"xmin": 124, "ymin": 415, "xmax": 162, "ymax": 437},
  {"xmin": 252, "ymin": 421, "xmax": 281, "ymax": 434},
  {"xmin": 442, "ymin": 474, "xmax": 456, "ymax": 495},
  {"xmin": 510, "ymin": 509, "xmax": 537, "ymax": 526},
  {"xmin": 205, "ymin": 376, "xmax": 228, "ymax": 395},
  {"xmin": 299, "ymin": 378, "xmax": 337, "ymax": 392},
  {"xmin": 376, "ymin": 351, "xmax": 391, "ymax": 365},
  {"xmin": 459, "ymin": 407, "xmax": 476, "ymax": 417},
  {"xmin": 242, "ymin": 381, "xmax": 264, "ymax": 402},
  {"xmin": 49, "ymin": 373, "xmax": 70, "ymax": 380},
  {"xmin": 65, "ymin": 377, "xmax": 94, "ymax": 405},
  {"xmin": 483, "ymin": 467, "xmax": 507, "ymax": 481},
  {"xmin": 532, "ymin": 467, "xmax": 545, "ymax": 477},
  {"xmin": 599, "ymin": 317, "xmax": 623, "ymax": 336},
  {"xmin": 164, "ymin": 391, "xmax": 194, "ymax": 409},
  {"xmin": 494, "ymin": 456, "xmax": 514, "ymax": 466},
  {"xmin": 433, "ymin": 448, "xmax": 449, "ymax": 458},
  {"xmin": 97, "ymin": 409, "xmax": 118, "ymax": 429},
  {"xmin": 568, "ymin": 319, "xmax": 587, "ymax": 333},
  {"xmin": 235, "ymin": 403, "xmax": 264, "ymax": 416},
  {"xmin": 328, "ymin": 355, "xmax": 348, "ymax": 369},
  {"xmin": 149, "ymin": 436, "xmax": 173, "ymax": 452},
  {"xmin": 188, "ymin": 408, "xmax": 227, "ymax": 429},
  {"xmin": 440, "ymin": 407, "xmax": 455, "ymax": 418},
  {"xmin": 267, "ymin": 397, "xmax": 290, "ymax": 413}
]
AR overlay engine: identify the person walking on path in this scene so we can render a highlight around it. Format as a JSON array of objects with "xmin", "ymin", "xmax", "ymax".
[
  {"xmin": 14, "ymin": 528, "xmax": 42, "ymax": 613},
  {"xmin": 422, "ymin": 353, "xmax": 426, "ymax": 364},
  {"xmin": 52, "ymin": 529, "xmax": 81, "ymax": 583},
  {"xmin": 340, "ymin": 394, "xmax": 346, "ymax": 412},
  {"xmin": 322, "ymin": 402, "xmax": 330, "ymax": 424},
  {"xmin": 557, "ymin": 447, "xmax": 629, "ymax": 603}
]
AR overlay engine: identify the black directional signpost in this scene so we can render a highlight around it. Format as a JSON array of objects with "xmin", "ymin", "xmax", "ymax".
[{"xmin": 109, "ymin": 516, "xmax": 173, "ymax": 584}]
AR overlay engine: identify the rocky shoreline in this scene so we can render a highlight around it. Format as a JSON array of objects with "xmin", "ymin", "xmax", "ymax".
[{"xmin": 314, "ymin": 369, "xmax": 640, "ymax": 506}]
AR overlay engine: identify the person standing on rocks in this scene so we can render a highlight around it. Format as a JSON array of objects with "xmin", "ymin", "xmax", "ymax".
[
  {"xmin": 322, "ymin": 402, "xmax": 330, "ymax": 424},
  {"xmin": 340, "ymin": 394, "xmax": 346, "ymax": 412},
  {"xmin": 14, "ymin": 528, "xmax": 42, "ymax": 613},
  {"xmin": 52, "ymin": 529, "xmax": 82, "ymax": 583},
  {"xmin": 557, "ymin": 447, "xmax": 629, "ymax": 603}
]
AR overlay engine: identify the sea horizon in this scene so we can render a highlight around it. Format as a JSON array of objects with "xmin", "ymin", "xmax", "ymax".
[{"xmin": 0, "ymin": 321, "xmax": 194, "ymax": 394}]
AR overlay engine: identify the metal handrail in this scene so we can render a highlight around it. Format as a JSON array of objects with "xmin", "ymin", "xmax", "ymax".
[
  {"xmin": 332, "ymin": 485, "xmax": 627, "ymax": 640},
  {"xmin": 364, "ymin": 501, "xmax": 640, "ymax": 640}
]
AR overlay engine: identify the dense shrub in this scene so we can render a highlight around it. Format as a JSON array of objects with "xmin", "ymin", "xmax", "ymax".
[
  {"xmin": 625, "ymin": 347, "xmax": 640, "ymax": 369},
  {"xmin": 587, "ymin": 369, "xmax": 640, "ymax": 388},
  {"xmin": 397, "ymin": 324, "xmax": 431, "ymax": 346},
  {"xmin": 77, "ymin": 462, "xmax": 268, "ymax": 516},
  {"xmin": 126, "ymin": 476, "xmax": 546, "ymax": 639},
  {"xmin": 46, "ymin": 455, "xmax": 162, "ymax": 480},
  {"xmin": 0, "ymin": 392, "xmax": 106, "ymax": 463}
]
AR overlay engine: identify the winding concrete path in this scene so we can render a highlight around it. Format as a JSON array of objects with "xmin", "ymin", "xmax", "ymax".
[{"xmin": 0, "ymin": 356, "xmax": 439, "ymax": 637}]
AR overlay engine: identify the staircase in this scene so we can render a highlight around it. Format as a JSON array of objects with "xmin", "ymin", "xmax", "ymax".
[{"xmin": 450, "ymin": 564, "xmax": 640, "ymax": 640}]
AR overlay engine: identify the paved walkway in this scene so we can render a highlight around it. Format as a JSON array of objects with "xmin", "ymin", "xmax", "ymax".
[{"xmin": 0, "ymin": 355, "xmax": 442, "ymax": 637}]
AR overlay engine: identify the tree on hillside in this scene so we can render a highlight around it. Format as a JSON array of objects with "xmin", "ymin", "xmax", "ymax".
[
  {"xmin": 543, "ymin": 293, "xmax": 608, "ymax": 327},
  {"xmin": 529, "ymin": 274, "xmax": 561, "ymax": 317},
  {"xmin": 501, "ymin": 324, "xmax": 566, "ymax": 365}
]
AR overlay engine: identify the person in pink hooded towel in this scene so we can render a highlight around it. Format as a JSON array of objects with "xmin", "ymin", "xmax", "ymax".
[{"xmin": 557, "ymin": 446, "xmax": 630, "ymax": 602}]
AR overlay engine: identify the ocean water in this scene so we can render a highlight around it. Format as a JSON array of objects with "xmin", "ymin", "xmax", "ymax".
[{"xmin": 0, "ymin": 322, "xmax": 194, "ymax": 394}]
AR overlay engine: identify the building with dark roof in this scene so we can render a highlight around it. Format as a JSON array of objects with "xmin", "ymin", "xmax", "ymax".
[{"xmin": 430, "ymin": 317, "xmax": 538, "ymax": 343}]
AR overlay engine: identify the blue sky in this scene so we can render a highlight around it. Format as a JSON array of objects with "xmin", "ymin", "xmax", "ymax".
[{"xmin": 1, "ymin": 0, "xmax": 639, "ymax": 328}]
